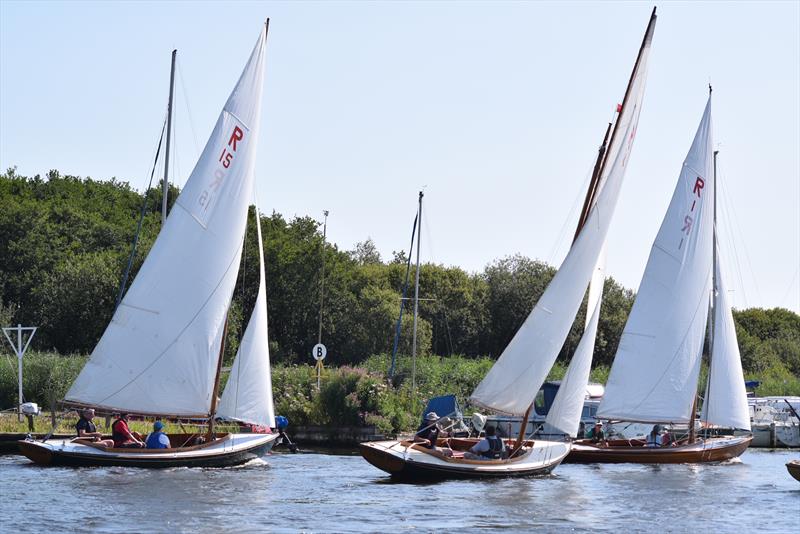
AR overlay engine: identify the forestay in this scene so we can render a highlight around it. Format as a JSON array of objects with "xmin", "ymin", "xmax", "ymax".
[
  {"xmin": 218, "ymin": 203, "xmax": 276, "ymax": 428},
  {"xmin": 701, "ymin": 252, "xmax": 750, "ymax": 430},
  {"xmin": 597, "ymin": 96, "xmax": 714, "ymax": 424},
  {"xmin": 544, "ymin": 247, "xmax": 606, "ymax": 437},
  {"xmin": 470, "ymin": 12, "xmax": 656, "ymax": 415},
  {"xmin": 65, "ymin": 27, "xmax": 268, "ymax": 416}
]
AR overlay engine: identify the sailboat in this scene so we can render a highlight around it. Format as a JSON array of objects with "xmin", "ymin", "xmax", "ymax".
[
  {"xmin": 569, "ymin": 90, "xmax": 753, "ymax": 463},
  {"xmin": 18, "ymin": 22, "xmax": 280, "ymax": 468},
  {"xmin": 359, "ymin": 8, "xmax": 657, "ymax": 479}
]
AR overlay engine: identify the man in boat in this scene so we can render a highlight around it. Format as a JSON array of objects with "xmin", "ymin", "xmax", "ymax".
[
  {"xmin": 464, "ymin": 425, "xmax": 505, "ymax": 460},
  {"xmin": 414, "ymin": 412, "xmax": 444, "ymax": 449},
  {"xmin": 75, "ymin": 408, "xmax": 114, "ymax": 447},
  {"xmin": 587, "ymin": 422, "xmax": 605, "ymax": 443},
  {"xmin": 145, "ymin": 420, "xmax": 171, "ymax": 449},
  {"xmin": 111, "ymin": 413, "xmax": 145, "ymax": 448}
]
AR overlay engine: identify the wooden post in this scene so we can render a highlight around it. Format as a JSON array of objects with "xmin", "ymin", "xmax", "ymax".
[
  {"xmin": 50, "ymin": 397, "xmax": 57, "ymax": 429},
  {"xmin": 26, "ymin": 414, "xmax": 35, "ymax": 432}
]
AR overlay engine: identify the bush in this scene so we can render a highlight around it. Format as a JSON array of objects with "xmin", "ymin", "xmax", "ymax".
[{"xmin": 0, "ymin": 351, "xmax": 86, "ymax": 409}]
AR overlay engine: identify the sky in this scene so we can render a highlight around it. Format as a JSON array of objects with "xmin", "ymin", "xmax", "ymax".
[{"xmin": 1, "ymin": 1, "xmax": 798, "ymax": 313}]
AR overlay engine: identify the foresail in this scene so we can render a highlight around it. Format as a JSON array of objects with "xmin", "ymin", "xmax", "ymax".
[
  {"xmin": 545, "ymin": 248, "xmax": 605, "ymax": 437},
  {"xmin": 218, "ymin": 203, "xmax": 276, "ymax": 428},
  {"xmin": 470, "ymin": 10, "xmax": 655, "ymax": 415},
  {"xmin": 65, "ymin": 26, "xmax": 268, "ymax": 416},
  {"xmin": 702, "ymin": 252, "xmax": 750, "ymax": 430},
  {"xmin": 597, "ymin": 96, "xmax": 714, "ymax": 424}
]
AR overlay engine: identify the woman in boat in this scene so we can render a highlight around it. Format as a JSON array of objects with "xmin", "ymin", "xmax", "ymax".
[
  {"xmin": 646, "ymin": 425, "xmax": 662, "ymax": 447},
  {"xmin": 75, "ymin": 408, "xmax": 114, "ymax": 447},
  {"xmin": 111, "ymin": 413, "xmax": 145, "ymax": 449}
]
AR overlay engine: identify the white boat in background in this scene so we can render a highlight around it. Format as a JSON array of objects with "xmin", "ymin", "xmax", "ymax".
[
  {"xmin": 20, "ymin": 21, "xmax": 280, "ymax": 468},
  {"xmin": 746, "ymin": 397, "xmax": 800, "ymax": 447}
]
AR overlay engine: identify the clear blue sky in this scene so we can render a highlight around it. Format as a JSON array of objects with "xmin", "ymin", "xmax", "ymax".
[{"xmin": 1, "ymin": 1, "xmax": 798, "ymax": 313}]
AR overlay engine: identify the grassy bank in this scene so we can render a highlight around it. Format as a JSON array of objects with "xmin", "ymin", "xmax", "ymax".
[{"xmin": 2, "ymin": 351, "xmax": 799, "ymax": 435}]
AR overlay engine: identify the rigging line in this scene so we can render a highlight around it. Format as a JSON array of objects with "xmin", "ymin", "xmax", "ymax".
[
  {"xmin": 176, "ymin": 57, "xmax": 201, "ymax": 155},
  {"xmin": 115, "ymin": 115, "xmax": 168, "ymax": 310},
  {"xmin": 92, "ymin": 238, "xmax": 246, "ymax": 408},
  {"xmin": 719, "ymin": 161, "xmax": 761, "ymax": 304},
  {"xmin": 781, "ymin": 266, "xmax": 800, "ymax": 309},
  {"xmin": 547, "ymin": 162, "xmax": 594, "ymax": 266}
]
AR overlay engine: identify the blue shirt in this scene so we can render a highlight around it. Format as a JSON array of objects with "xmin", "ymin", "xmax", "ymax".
[{"xmin": 145, "ymin": 431, "xmax": 171, "ymax": 449}]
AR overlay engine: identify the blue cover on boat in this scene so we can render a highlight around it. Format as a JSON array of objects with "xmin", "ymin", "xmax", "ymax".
[{"xmin": 421, "ymin": 394, "xmax": 461, "ymax": 426}]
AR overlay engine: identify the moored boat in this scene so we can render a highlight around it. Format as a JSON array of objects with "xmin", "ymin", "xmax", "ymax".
[{"xmin": 787, "ymin": 460, "xmax": 800, "ymax": 482}]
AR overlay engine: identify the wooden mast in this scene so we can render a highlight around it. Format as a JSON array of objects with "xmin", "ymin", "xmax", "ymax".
[
  {"xmin": 207, "ymin": 316, "xmax": 229, "ymax": 440},
  {"xmin": 411, "ymin": 191, "xmax": 423, "ymax": 401},
  {"xmin": 511, "ymin": 8, "xmax": 657, "ymax": 457},
  {"xmin": 162, "ymin": 49, "xmax": 176, "ymax": 226}
]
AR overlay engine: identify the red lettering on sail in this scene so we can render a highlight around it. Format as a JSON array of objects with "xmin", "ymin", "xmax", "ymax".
[
  {"xmin": 682, "ymin": 215, "xmax": 693, "ymax": 234},
  {"xmin": 693, "ymin": 177, "xmax": 704, "ymax": 197},
  {"xmin": 229, "ymin": 127, "xmax": 244, "ymax": 151}
]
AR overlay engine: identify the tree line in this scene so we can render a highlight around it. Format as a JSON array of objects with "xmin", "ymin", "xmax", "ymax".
[{"xmin": 1, "ymin": 169, "xmax": 798, "ymax": 385}]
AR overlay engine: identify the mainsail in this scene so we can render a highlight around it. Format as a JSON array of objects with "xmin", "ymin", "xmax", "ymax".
[
  {"xmin": 544, "ymin": 248, "xmax": 606, "ymax": 437},
  {"xmin": 470, "ymin": 9, "xmax": 656, "ymax": 415},
  {"xmin": 65, "ymin": 26, "xmax": 268, "ymax": 416},
  {"xmin": 701, "ymin": 247, "xmax": 751, "ymax": 430},
  {"xmin": 218, "ymin": 203, "xmax": 276, "ymax": 428},
  {"xmin": 597, "ymin": 95, "xmax": 714, "ymax": 424}
]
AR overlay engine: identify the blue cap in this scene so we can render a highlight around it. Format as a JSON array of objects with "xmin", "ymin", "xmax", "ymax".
[{"xmin": 154, "ymin": 421, "xmax": 164, "ymax": 431}]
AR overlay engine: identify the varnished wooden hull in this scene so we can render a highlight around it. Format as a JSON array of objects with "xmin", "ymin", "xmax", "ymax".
[
  {"xmin": 566, "ymin": 435, "xmax": 752, "ymax": 464},
  {"xmin": 17, "ymin": 433, "xmax": 279, "ymax": 468},
  {"xmin": 787, "ymin": 460, "xmax": 800, "ymax": 482},
  {"xmin": 359, "ymin": 438, "xmax": 569, "ymax": 480}
]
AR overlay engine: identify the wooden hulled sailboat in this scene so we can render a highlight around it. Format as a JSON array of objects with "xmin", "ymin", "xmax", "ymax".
[
  {"xmin": 18, "ymin": 22, "xmax": 280, "ymax": 468},
  {"xmin": 569, "ymin": 90, "xmax": 753, "ymax": 464},
  {"xmin": 359, "ymin": 8, "xmax": 657, "ymax": 480}
]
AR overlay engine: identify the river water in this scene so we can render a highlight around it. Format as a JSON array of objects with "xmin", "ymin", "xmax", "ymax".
[{"xmin": 1, "ymin": 447, "xmax": 797, "ymax": 532}]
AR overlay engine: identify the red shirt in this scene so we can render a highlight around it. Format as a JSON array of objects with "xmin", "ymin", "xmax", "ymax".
[{"xmin": 112, "ymin": 419, "xmax": 135, "ymax": 446}]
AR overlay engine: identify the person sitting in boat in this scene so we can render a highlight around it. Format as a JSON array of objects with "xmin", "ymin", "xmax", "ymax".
[
  {"xmin": 587, "ymin": 422, "xmax": 605, "ymax": 443},
  {"xmin": 415, "ymin": 412, "xmax": 445, "ymax": 449},
  {"xmin": 75, "ymin": 408, "xmax": 114, "ymax": 447},
  {"xmin": 646, "ymin": 425, "xmax": 662, "ymax": 447},
  {"xmin": 145, "ymin": 420, "xmax": 171, "ymax": 449},
  {"xmin": 464, "ymin": 425, "xmax": 505, "ymax": 460},
  {"xmin": 111, "ymin": 413, "xmax": 145, "ymax": 448}
]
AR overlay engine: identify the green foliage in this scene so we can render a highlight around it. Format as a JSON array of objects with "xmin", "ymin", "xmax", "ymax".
[{"xmin": 0, "ymin": 351, "xmax": 87, "ymax": 409}]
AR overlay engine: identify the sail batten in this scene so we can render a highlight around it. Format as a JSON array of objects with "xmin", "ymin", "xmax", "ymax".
[
  {"xmin": 597, "ymin": 96, "xmax": 714, "ymax": 424},
  {"xmin": 64, "ymin": 27, "xmax": 268, "ymax": 417},
  {"xmin": 469, "ymin": 12, "xmax": 655, "ymax": 415}
]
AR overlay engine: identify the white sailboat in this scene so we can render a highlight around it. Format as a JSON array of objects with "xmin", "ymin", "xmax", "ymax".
[
  {"xmin": 570, "ymin": 90, "xmax": 753, "ymax": 463},
  {"xmin": 19, "ymin": 22, "xmax": 280, "ymax": 468},
  {"xmin": 359, "ymin": 7, "xmax": 656, "ymax": 479}
]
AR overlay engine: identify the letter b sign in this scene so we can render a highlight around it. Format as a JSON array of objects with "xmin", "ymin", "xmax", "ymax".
[{"xmin": 312, "ymin": 343, "xmax": 327, "ymax": 361}]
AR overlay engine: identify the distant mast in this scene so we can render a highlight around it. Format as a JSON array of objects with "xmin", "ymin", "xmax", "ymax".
[
  {"xmin": 162, "ymin": 49, "xmax": 177, "ymax": 225},
  {"xmin": 411, "ymin": 191, "xmax": 423, "ymax": 398}
]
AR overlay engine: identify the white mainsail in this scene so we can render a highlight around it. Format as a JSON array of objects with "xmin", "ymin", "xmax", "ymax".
[
  {"xmin": 597, "ymin": 96, "xmax": 714, "ymax": 424},
  {"xmin": 218, "ymin": 203, "xmax": 276, "ymax": 428},
  {"xmin": 544, "ymin": 248, "xmax": 606, "ymax": 437},
  {"xmin": 66, "ymin": 26, "xmax": 268, "ymax": 416},
  {"xmin": 470, "ymin": 11, "xmax": 655, "ymax": 415},
  {"xmin": 701, "ymin": 250, "xmax": 751, "ymax": 430}
]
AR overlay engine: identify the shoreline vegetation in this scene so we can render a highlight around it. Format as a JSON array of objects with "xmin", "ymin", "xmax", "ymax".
[{"xmin": 1, "ymin": 171, "xmax": 798, "ymax": 434}]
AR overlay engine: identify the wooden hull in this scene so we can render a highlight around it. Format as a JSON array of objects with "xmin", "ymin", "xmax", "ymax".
[
  {"xmin": 17, "ymin": 433, "xmax": 279, "ymax": 468},
  {"xmin": 566, "ymin": 435, "xmax": 752, "ymax": 464},
  {"xmin": 787, "ymin": 460, "xmax": 800, "ymax": 482},
  {"xmin": 359, "ymin": 438, "xmax": 570, "ymax": 480}
]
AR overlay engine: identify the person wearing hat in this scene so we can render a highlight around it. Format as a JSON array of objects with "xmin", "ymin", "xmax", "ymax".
[
  {"xmin": 145, "ymin": 420, "xmax": 171, "ymax": 449},
  {"xmin": 414, "ymin": 411, "xmax": 445, "ymax": 450},
  {"xmin": 587, "ymin": 421, "xmax": 605, "ymax": 443}
]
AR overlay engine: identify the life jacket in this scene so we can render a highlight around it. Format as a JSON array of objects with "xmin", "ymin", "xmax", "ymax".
[
  {"xmin": 646, "ymin": 432, "xmax": 660, "ymax": 446},
  {"xmin": 481, "ymin": 435, "xmax": 504, "ymax": 459}
]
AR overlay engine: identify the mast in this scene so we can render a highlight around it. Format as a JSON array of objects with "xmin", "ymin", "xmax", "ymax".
[
  {"xmin": 162, "ymin": 49, "xmax": 177, "ymax": 226},
  {"xmin": 574, "ymin": 121, "xmax": 614, "ymax": 242},
  {"xmin": 411, "ymin": 191, "xmax": 423, "ymax": 398},
  {"xmin": 207, "ymin": 316, "xmax": 229, "ymax": 439},
  {"xmin": 318, "ymin": 210, "xmax": 329, "ymax": 346}
]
